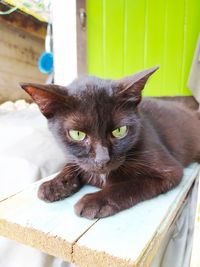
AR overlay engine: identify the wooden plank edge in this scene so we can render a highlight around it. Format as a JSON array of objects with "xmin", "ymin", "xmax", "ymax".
[
  {"xmin": 0, "ymin": 218, "xmax": 72, "ymax": 262},
  {"xmin": 136, "ymin": 206, "xmax": 183, "ymax": 267},
  {"xmin": 136, "ymin": 166, "xmax": 200, "ymax": 267},
  {"xmin": 73, "ymin": 245, "xmax": 134, "ymax": 267},
  {"xmin": 2, "ymin": 0, "xmax": 47, "ymax": 22},
  {"xmin": 0, "ymin": 2, "xmax": 46, "ymax": 40}
]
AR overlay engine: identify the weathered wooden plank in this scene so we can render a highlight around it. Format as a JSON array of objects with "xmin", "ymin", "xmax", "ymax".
[
  {"xmin": 0, "ymin": 21, "xmax": 46, "ymax": 103},
  {"xmin": 0, "ymin": 2, "xmax": 46, "ymax": 40},
  {"xmin": 0, "ymin": 176, "xmax": 99, "ymax": 262},
  {"xmin": 0, "ymin": 72, "xmax": 43, "ymax": 103},
  {"xmin": 0, "ymin": 165, "xmax": 199, "ymax": 266},
  {"xmin": 76, "ymin": 0, "xmax": 87, "ymax": 75},
  {"xmin": 190, "ymin": 172, "xmax": 200, "ymax": 267},
  {"xmin": 0, "ymin": 23, "xmax": 44, "ymax": 65},
  {"xmin": 73, "ymin": 164, "xmax": 200, "ymax": 267},
  {"xmin": 2, "ymin": 0, "xmax": 48, "ymax": 22}
]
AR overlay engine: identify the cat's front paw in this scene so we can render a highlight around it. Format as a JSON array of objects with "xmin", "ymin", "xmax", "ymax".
[
  {"xmin": 74, "ymin": 192, "xmax": 117, "ymax": 219},
  {"xmin": 38, "ymin": 176, "xmax": 80, "ymax": 202}
]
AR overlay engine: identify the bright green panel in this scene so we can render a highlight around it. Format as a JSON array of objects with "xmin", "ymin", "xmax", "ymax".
[
  {"xmin": 143, "ymin": 0, "xmax": 166, "ymax": 96},
  {"xmin": 181, "ymin": 0, "xmax": 200, "ymax": 95},
  {"xmin": 103, "ymin": 0, "xmax": 124, "ymax": 78},
  {"xmin": 162, "ymin": 0, "xmax": 185, "ymax": 96},
  {"xmin": 87, "ymin": 0, "xmax": 103, "ymax": 76},
  {"xmin": 124, "ymin": 0, "xmax": 146, "ymax": 75},
  {"xmin": 87, "ymin": 0, "xmax": 200, "ymax": 96}
]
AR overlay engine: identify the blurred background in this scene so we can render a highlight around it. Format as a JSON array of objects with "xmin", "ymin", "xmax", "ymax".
[{"xmin": 0, "ymin": 0, "xmax": 200, "ymax": 104}]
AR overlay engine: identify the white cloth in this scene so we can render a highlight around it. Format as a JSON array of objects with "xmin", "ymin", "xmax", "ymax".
[{"xmin": 0, "ymin": 103, "xmax": 74, "ymax": 267}]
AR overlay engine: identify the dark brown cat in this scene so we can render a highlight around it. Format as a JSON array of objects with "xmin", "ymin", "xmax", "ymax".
[{"xmin": 21, "ymin": 67, "xmax": 200, "ymax": 219}]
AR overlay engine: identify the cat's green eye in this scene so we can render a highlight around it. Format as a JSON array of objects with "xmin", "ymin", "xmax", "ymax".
[
  {"xmin": 69, "ymin": 129, "xmax": 86, "ymax": 141},
  {"xmin": 112, "ymin": 126, "xmax": 128, "ymax": 139}
]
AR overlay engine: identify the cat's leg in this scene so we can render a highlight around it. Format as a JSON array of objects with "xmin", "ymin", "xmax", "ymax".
[
  {"xmin": 38, "ymin": 164, "xmax": 82, "ymax": 202},
  {"xmin": 74, "ymin": 162, "xmax": 183, "ymax": 219}
]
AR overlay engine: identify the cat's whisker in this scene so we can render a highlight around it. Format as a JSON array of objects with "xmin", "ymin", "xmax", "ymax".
[
  {"xmin": 87, "ymin": 174, "xmax": 94, "ymax": 184},
  {"xmin": 119, "ymin": 161, "xmax": 156, "ymax": 178}
]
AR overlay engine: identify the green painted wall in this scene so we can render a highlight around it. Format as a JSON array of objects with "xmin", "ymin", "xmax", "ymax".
[{"xmin": 87, "ymin": 0, "xmax": 200, "ymax": 96}]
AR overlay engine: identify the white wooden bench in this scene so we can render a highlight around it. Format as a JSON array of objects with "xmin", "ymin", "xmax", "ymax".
[{"xmin": 0, "ymin": 164, "xmax": 199, "ymax": 267}]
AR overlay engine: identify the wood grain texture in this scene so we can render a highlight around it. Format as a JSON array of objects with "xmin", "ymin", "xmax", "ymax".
[
  {"xmin": 0, "ymin": 175, "xmax": 99, "ymax": 262},
  {"xmin": 0, "ymin": 2, "xmax": 46, "ymax": 40},
  {"xmin": 76, "ymin": 0, "xmax": 87, "ymax": 75},
  {"xmin": 0, "ymin": 21, "xmax": 46, "ymax": 103},
  {"xmin": 0, "ymin": 165, "xmax": 199, "ymax": 267}
]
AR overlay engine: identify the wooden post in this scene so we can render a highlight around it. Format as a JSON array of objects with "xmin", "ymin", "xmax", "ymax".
[{"xmin": 76, "ymin": 0, "xmax": 87, "ymax": 75}]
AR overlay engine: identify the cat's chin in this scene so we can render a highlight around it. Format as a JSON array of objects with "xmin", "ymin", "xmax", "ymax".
[{"xmin": 81, "ymin": 166, "xmax": 109, "ymax": 175}]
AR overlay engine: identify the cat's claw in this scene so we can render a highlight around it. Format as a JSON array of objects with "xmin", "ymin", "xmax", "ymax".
[{"xmin": 74, "ymin": 193, "xmax": 117, "ymax": 219}]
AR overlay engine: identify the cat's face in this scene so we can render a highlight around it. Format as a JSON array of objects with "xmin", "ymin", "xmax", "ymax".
[
  {"xmin": 49, "ymin": 83, "xmax": 141, "ymax": 174},
  {"xmin": 21, "ymin": 67, "xmax": 158, "ymax": 174}
]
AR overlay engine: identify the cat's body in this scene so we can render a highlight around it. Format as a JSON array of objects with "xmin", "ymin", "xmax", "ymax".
[
  {"xmin": 21, "ymin": 67, "xmax": 200, "ymax": 219},
  {"xmin": 138, "ymin": 98, "xmax": 200, "ymax": 167}
]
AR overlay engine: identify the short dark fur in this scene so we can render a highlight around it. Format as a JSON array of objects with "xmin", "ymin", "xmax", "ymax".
[{"xmin": 21, "ymin": 67, "xmax": 200, "ymax": 219}]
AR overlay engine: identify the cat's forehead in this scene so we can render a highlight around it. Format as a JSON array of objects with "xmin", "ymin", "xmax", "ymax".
[{"xmin": 67, "ymin": 76, "xmax": 113, "ymax": 96}]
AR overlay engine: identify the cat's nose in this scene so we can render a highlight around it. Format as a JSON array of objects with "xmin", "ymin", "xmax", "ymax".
[
  {"xmin": 94, "ymin": 144, "xmax": 110, "ymax": 169},
  {"xmin": 95, "ymin": 157, "xmax": 110, "ymax": 169}
]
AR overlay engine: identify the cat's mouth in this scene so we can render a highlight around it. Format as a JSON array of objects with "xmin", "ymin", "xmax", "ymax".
[{"xmin": 79, "ymin": 159, "xmax": 123, "ymax": 174}]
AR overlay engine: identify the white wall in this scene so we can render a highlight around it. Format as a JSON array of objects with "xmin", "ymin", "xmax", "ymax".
[{"xmin": 52, "ymin": 0, "xmax": 77, "ymax": 85}]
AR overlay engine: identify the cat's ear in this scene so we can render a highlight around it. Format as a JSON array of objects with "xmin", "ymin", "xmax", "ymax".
[
  {"xmin": 20, "ymin": 83, "xmax": 68, "ymax": 118},
  {"xmin": 114, "ymin": 66, "xmax": 159, "ymax": 105}
]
